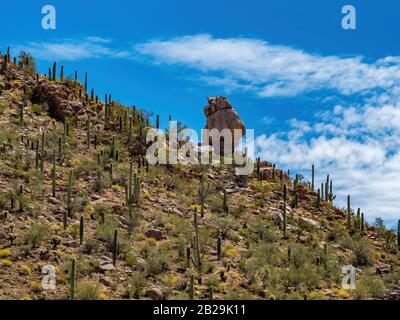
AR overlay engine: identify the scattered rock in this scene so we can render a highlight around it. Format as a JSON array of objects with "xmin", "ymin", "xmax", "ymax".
[
  {"xmin": 145, "ymin": 287, "xmax": 163, "ymax": 300},
  {"xmin": 135, "ymin": 258, "xmax": 146, "ymax": 272},
  {"xmin": 272, "ymin": 211, "xmax": 284, "ymax": 225},
  {"xmin": 145, "ymin": 229, "xmax": 163, "ymax": 241},
  {"xmin": 99, "ymin": 276, "xmax": 112, "ymax": 287},
  {"xmin": 48, "ymin": 197, "xmax": 60, "ymax": 205},
  {"xmin": 99, "ymin": 263, "xmax": 115, "ymax": 272}
]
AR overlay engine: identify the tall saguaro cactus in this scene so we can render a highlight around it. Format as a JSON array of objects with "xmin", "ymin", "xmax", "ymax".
[
  {"xmin": 70, "ymin": 259, "xmax": 76, "ymax": 300},
  {"xmin": 397, "ymin": 219, "xmax": 400, "ymax": 250},
  {"xmin": 198, "ymin": 177, "xmax": 209, "ymax": 218},
  {"xmin": 311, "ymin": 164, "xmax": 315, "ymax": 192},
  {"xmin": 347, "ymin": 195, "xmax": 352, "ymax": 230},
  {"xmin": 52, "ymin": 149, "xmax": 56, "ymax": 197},
  {"xmin": 283, "ymin": 184, "xmax": 287, "ymax": 235},
  {"xmin": 112, "ymin": 229, "xmax": 118, "ymax": 266},
  {"xmin": 79, "ymin": 216, "xmax": 84, "ymax": 245}
]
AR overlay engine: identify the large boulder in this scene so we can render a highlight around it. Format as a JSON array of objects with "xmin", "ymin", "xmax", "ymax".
[
  {"xmin": 203, "ymin": 96, "xmax": 245, "ymax": 154},
  {"xmin": 32, "ymin": 80, "xmax": 91, "ymax": 121}
]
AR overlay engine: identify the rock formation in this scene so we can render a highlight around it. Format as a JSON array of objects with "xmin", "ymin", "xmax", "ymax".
[{"xmin": 203, "ymin": 96, "xmax": 245, "ymax": 154}]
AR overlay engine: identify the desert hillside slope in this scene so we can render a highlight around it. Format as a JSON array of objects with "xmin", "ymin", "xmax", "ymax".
[{"xmin": 0, "ymin": 50, "xmax": 399, "ymax": 300}]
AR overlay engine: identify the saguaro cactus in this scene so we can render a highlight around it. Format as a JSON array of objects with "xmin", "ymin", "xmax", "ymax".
[
  {"xmin": 79, "ymin": 216, "xmax": 84, "ymax": 245},
  {"xmin": 52, "ymin": 149, "xmax": 56, "ymax": 197},
  {"xmin": 86, "ymin": 115, "xmax": 91, "ymax": 149},
  {"xmin": 84, "ymin": 72, "xmax": 88, "ymax": 92},
  {"xmin": 317, "ymin": 188, "xmax": 320, "ymax": 209},
  {"xmin": 347, "ymin": 195, "xmax": 352, "ymax": 230},
  {"xmin": 66, "ymin": 170, "xmax": 74, "ymax": 218},
  {"xmin": 198, "ymin": 177, "xmax": 209, "ymax": 218},
  {"xmin": 361, "ymin": 212, "xmax": 365, "ymax": 233},
  {"xmin": 217, "ymin": 236, "xmax": 222, "ymax": 260},
  {"xmin": 52, "ymin": 62, "xmax": 57, "ymax": 81},
  {"xmin": 19, "ymin": 103, "xmax": 23, "ymax": 126},
  {"xmin": 397, "ymin": 219, "xmax": 400, "ymax": 249},
  {"xmin": 112, "ymin": 229, "xmax": 118, "ymax": 266},
  {"xmin": 156, "ymin": 114, "xmax": 160, "ymax": 129},
  {"xmin": 223, "ymin": 189, "xmax": 229, "ymax": 214},
  {"xmin": 189, "ymin": 274, "xmax": 194, "ymax": 300},
  {"xmin": 283, "ymin": 184, "xmax": 287, "ymax": 235},
  {"xmin": 311, "ymin": 164, "xmax": 315, "ymax": 192},
  {"xmin": 60, "ymin": 65, "xmax": 64, "ymax": 82},
  {"xmin": 191, "ymin": 208, "xmax": 202, "ymax": 274},
  {"xmin": 40, "ymin": 131, "xmax": 45, "ymax": 174},
  {"xmin": 70, "ymin": 259, "xmax": 76, "ymax": 300}
]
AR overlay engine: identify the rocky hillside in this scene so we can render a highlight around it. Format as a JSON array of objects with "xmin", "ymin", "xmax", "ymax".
[{"xmin": 0, "ymin": 50, "xmax": 399, "ymax": 300}]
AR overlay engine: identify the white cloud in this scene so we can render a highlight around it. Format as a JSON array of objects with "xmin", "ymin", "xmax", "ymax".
[
  {"xmin": 136, "ymin": 34, "xmax": 400, "ymax": 98},
  {"xmin": 14, "ymin": 37, "xmax": 129, "ymax": 61}
]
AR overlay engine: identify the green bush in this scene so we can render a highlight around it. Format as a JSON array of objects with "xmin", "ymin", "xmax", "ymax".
[
  {"xmin": 127, "ymin": 272, "xmax": 146, "ymax": 298},
  {"xmin": 24, "ymin": 222, "xmax": 49, "ymax": 248},
  {"xmin": 342, "ymin": 237, "xmax": 374, "ymax": 267},
  {"xmin": 30, "ymin": 104, "xmax": 43, "ymax": 114},
  {"xmin": 76, "ymin": 280, "xmax": 102, "ymax": 300},
  {"xmin": 353, "ymin": 275, "xmax": 386, "ymax": 300}
]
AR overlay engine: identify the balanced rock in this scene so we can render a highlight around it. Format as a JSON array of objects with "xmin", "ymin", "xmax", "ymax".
[{"xmin": 203, "ymin": 96, "xmax": 245, "ymax": 153}]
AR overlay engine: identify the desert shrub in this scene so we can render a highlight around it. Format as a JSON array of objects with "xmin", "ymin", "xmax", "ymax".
[
  {"xmin": 24, "ymin": 222, "xmax": 49, "ymax": 248},
  {"xmin": 204, "ymin": 274, "xmax": 220, "ymax": 291},
  {"xmin": 284, "ymin": 265, "xmax": 321, "ymax": 289},
  {"xmin": 145, "ymin": 242, "xmax": 172, "ymax": 276},
  {"xmin": 247, "ymin": 216, "xmax": 277, "ymax": 243},
  {"xmin": 0, "ymin": 192, "xmax": 8, "ymax": 209},
  {"xmin": 93, "ymin": 203, "xmax": 108, "ymax": 223},
  {"xmin": 125, "ymin": 251, "xmax": 137, "ymax": 268},
  {"xmin": 290, "ymin": 243, "xmax": 312, "ymax": 269},
  {"xmin": 127, "ymin": 272, "xmax": 147, "ymax": 298},
  {"xmin": 71, "ymin": 155, "xmax": 97, "ymax": 177},
  {"xmin": 224, "ymin": 288, "xmax": 254, "ymax": 300},
  {"xmin": 19, "ymin": 51, "xmax": 37, "ymax": 75},
  {"xmin": 353, "ymin": 275, "xmax": 386, "ymax": 300},
  {"xmin": 163, "ymin": 215, "xmax": 190, "ymax": 238},
  {"xmin": 95, "ymin": 217, "xmax": 119, "ymax": 243},
  {"xmin": 76, "ymin": 280, "xmax": 102, "ymax": 300},
  {"xmin": 243, "ymin": 243, "xmax": 281, "ymax": 284},
  {"xmin": 0, "ymin": 101, "xmax": 7, "ymax": 114},
  {"xmin": 30, "ymin": 104, "xmax": 43, "ymax": 114},
  {"xmin": 342, "ymin": 237, "xmax": 374, "ymax": 267}
]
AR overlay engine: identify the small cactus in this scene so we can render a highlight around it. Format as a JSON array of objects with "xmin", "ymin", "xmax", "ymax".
[
  {"xmin": 79, "ymin": 216, "xmax": 84, "ymax": 245},
  {"xmin": 84, "ymin": 72, "xmax": 88, "ymax": 92},
  {"xmin": 198, "ymin": 177, "xmax": 209, "ymax": 218},
  {"xmin": 347, "ymin": 195, "xmax": 352, "ymax": 230},
  {"xmin": 60, "ymin": 65, "xmax": 64, "ymax": 82},
  {"xmin": 283, "ymin": 184, "xmax": 287, "ymax": 235},
  {"xmin": 52, "ymin": 62, "xmax": 57, "ymax": 81},
  {"xmin": 189, "ymin": 274, "xmax": 194, "ymax": 300},
  {"xmin": 70, "ymin": 259, "xmax": 76, "ymax": 300},
  {"xmin": 51, "ymin": 149, "xmax": 56, "ymax": 197},
  {"xmin": 397, "ymin": 219, "xmax": 400, "ymax": 250},
  {"xmin": 112, "ymin": 229, "xmax": 118, "ymax": 266},
  {"xmin": 40, "ymin": 131, "xmax": 45, "ymax": 174},
  {"xmin": 223, "ymin": 189, "xmax": 229, "ymax": 214},
  {"xmin": 217, "ymin": 236, "xmax": 222, "ymax": 260}
]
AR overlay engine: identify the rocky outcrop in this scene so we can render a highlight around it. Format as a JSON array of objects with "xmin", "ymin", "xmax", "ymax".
[
  {"xmin": 203, "ymin": 96, "xmax": 245, "ymax": 154},
  {"xmin": 32, "ymin": 80, "xmax": 91, "ymax": 121},
  {"xmin": 260, "ymin": 166, "xmax": 291, "ymax": 185}
]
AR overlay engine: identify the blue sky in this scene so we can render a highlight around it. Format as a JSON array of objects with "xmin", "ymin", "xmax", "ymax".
[{"xmin": 1, "ymin": 0, "xmax": 400, "ymax": 227}]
